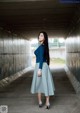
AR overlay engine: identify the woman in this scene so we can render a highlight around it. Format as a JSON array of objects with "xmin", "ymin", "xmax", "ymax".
[{"xmin": 31, "ymin": 31, "xmax": 55, "ymax": 109}]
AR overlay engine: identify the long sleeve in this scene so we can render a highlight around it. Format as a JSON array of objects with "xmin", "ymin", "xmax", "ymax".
[{"xmin": 39, "ymin": 45, "xmax": 44, "ymax": 69}]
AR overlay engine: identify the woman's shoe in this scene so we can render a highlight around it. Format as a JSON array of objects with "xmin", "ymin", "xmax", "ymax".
[
  {"xmin": 39, "ymin": 101, "xmax": 43, "ymax": 108},
  {"xmin": 45, "ymin": 103, "xmax": 50, "ymax": 109}
]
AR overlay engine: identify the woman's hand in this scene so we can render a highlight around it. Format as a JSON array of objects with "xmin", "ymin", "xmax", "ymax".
[{"xmin": 38, "ymin": 69, "xmax": 42, "ymax": 77}]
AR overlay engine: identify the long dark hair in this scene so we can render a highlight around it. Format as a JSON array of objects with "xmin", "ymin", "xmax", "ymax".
[{"xmin": 38, "ymin": 31, "xmax": 50, "ymax": 65}]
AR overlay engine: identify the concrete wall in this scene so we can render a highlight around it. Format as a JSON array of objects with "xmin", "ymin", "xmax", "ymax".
[
  {"xmin": 50, "ymin": 47, "xmax": 65, "ymax": 59},
  {"xmin": 0, "ymin": 28, "xmax": 31, "ymax": 81},
  {"xmin": 65, "ymin": 22, "xmax": 80, "ymax": 93}
]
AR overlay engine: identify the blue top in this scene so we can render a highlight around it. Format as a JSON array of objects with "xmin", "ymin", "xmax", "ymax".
[{"xmin": 34, "ymin": 44, "xmax": 46, "ymax": 69}]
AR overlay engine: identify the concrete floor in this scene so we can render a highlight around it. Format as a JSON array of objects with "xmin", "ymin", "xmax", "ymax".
[{"xmin": 0, "ymin": 67, "xmax": 80, "ymax": 113}]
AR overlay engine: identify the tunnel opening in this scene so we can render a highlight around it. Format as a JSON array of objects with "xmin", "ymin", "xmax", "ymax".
[{"xmin": 30, "ymin": 37, "xmax": 66, "ymax": 69}]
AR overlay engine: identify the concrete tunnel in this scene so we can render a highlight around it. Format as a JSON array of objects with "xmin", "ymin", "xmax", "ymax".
[{"xmin": 0, "ymin": 0, "xmax": 80, "ymax": 113}]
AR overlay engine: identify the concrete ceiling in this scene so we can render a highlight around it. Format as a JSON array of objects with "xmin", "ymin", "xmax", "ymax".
[{"xmin": 0, "ymin": 0, "xmax": 80, "ymax": 39}]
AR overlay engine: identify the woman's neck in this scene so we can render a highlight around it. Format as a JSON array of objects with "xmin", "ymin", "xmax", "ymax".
[{"xmin": 40, "ymin": 41, "xmax": 44, "ymax": 44}]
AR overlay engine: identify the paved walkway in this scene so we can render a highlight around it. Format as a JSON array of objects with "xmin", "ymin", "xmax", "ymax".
[{"xmin": 0, "ymin": 67, "xmax": 80, "ymax": 113}]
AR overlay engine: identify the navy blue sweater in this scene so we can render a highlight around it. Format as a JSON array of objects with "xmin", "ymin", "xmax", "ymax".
[{"xmin": 34, "ymin": 44, "xmax": 46, "ymax": 69}]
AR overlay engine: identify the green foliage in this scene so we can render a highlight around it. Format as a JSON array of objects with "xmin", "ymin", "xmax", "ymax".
[{"xmin": 50, "ymin": 58, "xmax": 65, "ymax": 64}]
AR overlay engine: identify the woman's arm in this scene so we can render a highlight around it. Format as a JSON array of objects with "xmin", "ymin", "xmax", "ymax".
[
  {"xmin": 39, "ymin": 45, "xmax": 44, "ymax": 69},
  {"xmin": 37, "ymin": 45, "xmax": 44, "ymax": 77}
]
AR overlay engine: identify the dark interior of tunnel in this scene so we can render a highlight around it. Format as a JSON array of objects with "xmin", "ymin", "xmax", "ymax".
[{"xmin": 0, "ymin": 0, "xmax": 80, "ymax": 38}]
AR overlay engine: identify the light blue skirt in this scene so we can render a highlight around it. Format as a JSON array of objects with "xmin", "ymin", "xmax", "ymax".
[{"xmin": 30, "ymin": 62, "xmax": 55, "ymax": 96}]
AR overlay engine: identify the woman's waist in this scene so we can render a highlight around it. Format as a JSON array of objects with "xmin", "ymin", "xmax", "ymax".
[{"xmin": 36, "ymin": 61, "xmax": 47, "ymax": 63}]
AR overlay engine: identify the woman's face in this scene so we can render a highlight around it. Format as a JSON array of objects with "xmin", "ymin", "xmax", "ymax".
[{"xmin": 38, "ymin": 33, "xmax": 45, "ymax": 43}]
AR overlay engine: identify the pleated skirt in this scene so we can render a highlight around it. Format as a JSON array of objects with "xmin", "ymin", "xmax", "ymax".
[{"xmin": 30, "ymin": 62, "xmax": 55, "ymax": 96}]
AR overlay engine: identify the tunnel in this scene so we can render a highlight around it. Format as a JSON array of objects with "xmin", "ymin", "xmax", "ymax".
[{"xmin": 0, "ymin": 0, "xmax": 80, "ymax": 113}]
